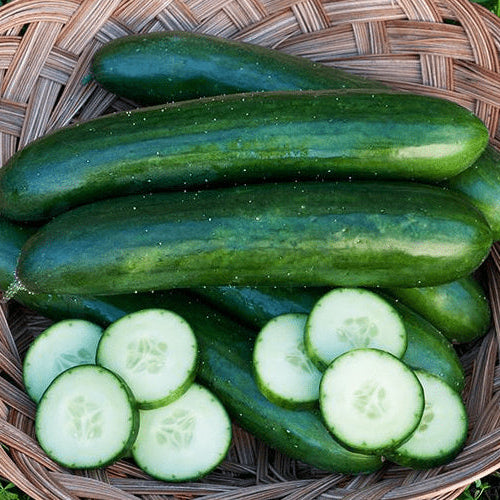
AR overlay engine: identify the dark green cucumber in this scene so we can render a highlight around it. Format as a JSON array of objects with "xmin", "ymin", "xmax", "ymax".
[
  {"xmin": 0, "ymin": 221, "xmax": 382, "ymax": 474},
  {"xmin": 384, "ymin": 277, "xmax": 491, "ymax": 344},
  {"xmin": 194, "ymin": 286, "xmax": 465, "ymax": 393},
  {"xmin": 90, "ymin": 31, "xmax": 383, "ymax": 105},
  {"xmin": 15, "ymin": 181, "xmax": 493, "ymax": 295},
  {"xmin": 0, "ymin": 89, "xmax": 489, "ymax": 222},
  {"xmin": 446, "ymin": 146, "xmax": 500, "ymax": 240}
]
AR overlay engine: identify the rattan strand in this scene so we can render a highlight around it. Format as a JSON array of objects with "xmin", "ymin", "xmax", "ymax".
[{"xmin": 1, "ymin": 0, "xmax": 500, "ymax": 498}]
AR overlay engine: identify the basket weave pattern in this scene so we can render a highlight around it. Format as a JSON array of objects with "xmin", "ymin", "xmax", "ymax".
[{"xmin": 1, "ymin": 0, "xmax": 500, "ymax": 498}]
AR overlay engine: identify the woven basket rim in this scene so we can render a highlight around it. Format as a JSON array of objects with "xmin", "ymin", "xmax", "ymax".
[{"xmin": 1, "ymin": 0, "xmax": 500, "ymax": 498}]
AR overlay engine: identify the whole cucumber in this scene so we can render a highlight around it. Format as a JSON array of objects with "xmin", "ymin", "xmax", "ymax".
[
  {"xmin": 0, "ymin": 89, "xmax": 488, "ymax": 222},
  {"xmin": 3, "ymin": 215, "xmax": 484, "ymax": 347},
  {"xmin": 194, "ymin": 285, "xmax": 465, "ymax": 393},
  {"xmin": 90, "ymin": 30, "xmax": 500, "ymax": 240},
  {"xmin": 90, "ymin": 31, "xmax": 384, "ymax": 104},
  {"xmin": 15, "ymin": 181, "xmax": 493, "ymax": 295},
  {"xmin": 0, "ymin": 218, "xmax": 382, "ymax": 475}
]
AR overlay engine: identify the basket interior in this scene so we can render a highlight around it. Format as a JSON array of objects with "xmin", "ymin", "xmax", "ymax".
[{"xmin": 1, "ymin": 0, "xmax": 500, "ymax": 498}]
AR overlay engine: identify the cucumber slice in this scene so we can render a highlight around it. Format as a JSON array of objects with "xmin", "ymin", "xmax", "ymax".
[
  {"xmin": 35, "ymin": 364, "xmax": 138, "ymax": 469},
  {"xmin": 386, "ymin": 370, "xmax": 468, "ymax": 469},
  {"xmin": 305, "ymin": 288, "xmax": 407, "ymax": 370},
  {"xmin": 253, "ymin": 313, "xmax": 322, "ymax": 409},
  {"xmin": 23, "ymin": 319, "xmax": 103, "ymax": 403},
  {"xmin": 132, "ymin": 383, "xmax": 232, "ymax": 482},
  {"xmin": 319, "ymin": 348, "xmax": 424, "ymax": 454},
  {"xmin": 96, "ymin": 309, "xmax": 198, "ymax": 409}
]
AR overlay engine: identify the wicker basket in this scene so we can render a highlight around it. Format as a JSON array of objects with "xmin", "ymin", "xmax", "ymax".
[{"xmin": 1, "ymin": 0, "xmax": 500, "ymax": 498}]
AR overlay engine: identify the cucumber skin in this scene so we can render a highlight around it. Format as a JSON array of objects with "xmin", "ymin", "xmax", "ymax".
[
  {"xmin": 446, "ymin": 146, "xmax": 500, "ymax": 240},
  {"xmin": 91, "ymin": 31, "xmax": 384, "ymax": 105},
  {"xmin": 0, "ymin": 218, "xmax": 382, "ymax": 475},
  {"xmin": 384, "ymin": 277, "xmax": 491, "ymax": 344},
  {"xmin": 194, "ymin": 286, "xmax": 465, "ymax": 393},
  {"xmin": 0, "ymin": 216, "xmax": 163, "ymax": 322},
  {"xmin": 16, "ymin": 182, "xmax": 493, "ymax": 295},
  {"xmin": 0, "ymin": 90, "xmax": 489, "ymax": 222}
]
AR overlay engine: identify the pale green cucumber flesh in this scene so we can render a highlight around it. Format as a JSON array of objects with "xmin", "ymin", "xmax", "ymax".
[
  {"xmin": 132, "ymin": 383, "xmax": 232, "ymax": 482},
  {"xmin": 305, "ymin": 288, "xmax": 406, "ymax": 371},
  {"xmin": 194, "ymin": 286, "xmax": 465, "ymax": 393},
  {"xmin": 23, "ymin": 319, "xmax": 103, "ymax": 403},
  {"xmin": 0, "ymin": 217, "xmax": 382, "ymax": 475},
  {"xmin": 35, "ymin": 364, "xmax": 138, "ymax": 469},
  {"xmin": 386, "ymin": 370, "xmax": 468, "ymax": 469},
  {"xmin": 320, "ymin": 348, "xmax": 424, "ymax": 455},
  {"xmin": 253, "ymin": 313, "xmax": 322, "ymax": 409},
  {"xmin": 96, "ymin": 308, "xmax": 198, "ymax": 409}
]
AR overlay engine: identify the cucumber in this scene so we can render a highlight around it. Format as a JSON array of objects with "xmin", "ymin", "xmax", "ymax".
[
  {"xmin": 0, "ymin": 221, "xmax": 382, "ymax": 474},
  {"xmin": 319, "ymin": 348, "xmax": 424, "ymax": 455},
  {"xmin": 446, "ymin": 145, "xmax": 500, "ymax": 240},
  {"xmin": 194, "ymin": 286, "xmax": 465, "ymax": 393},
  {"xmin": 384, "ymin": 276, "xmax": 491, "ymax": 343},
  {"xmin": 253, "ymin": 313, "xmax": 322, "ymax": 409},
  {"xmin": 132, "ymin": 383, "xmax": 232, "ymax": 482},
  {"xmin": 90, "ymin": 31, "xmax": 384, "ymax": 105},
  {"xmin": 23, "ymin": 319, "xmax": 103, "ymax": 403},
  {"xmin": 386, "ymin": 370, "xmax": 468, "ymax": 469},
  {"xmin": 304, "ymin": 288, "xmax": 407, "ymax": 371},
  {"xmin": 0, "ymin": 90, "xmax": 489, "ymax": 222},
  {"xmin": 96, "ymin": 309, "xmax": 198, "ymax": 409},
  {"xmin": 35, "ymin": 364, "xmax": 139, "ymax": 469},
  {"xmin": 15, "ymin": 182, "xmax": 493, "ymax": 295}
]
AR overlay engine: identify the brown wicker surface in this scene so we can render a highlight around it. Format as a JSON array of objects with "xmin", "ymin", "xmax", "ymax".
[{"xmin": 1, "ymin": 0, "xmax": 500, "ymax": 498}]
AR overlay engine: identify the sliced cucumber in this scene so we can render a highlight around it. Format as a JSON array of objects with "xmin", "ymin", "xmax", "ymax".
[
  {"xmin": 319, "ymin": 348, "xmax": 424, "ymax": 454},
  {"xmin": 96, "ymin": 309, "xmax": 198, "ymax": 409},
  {"xmin": 386, "ymin": 370, "xmax": 468, "ymax": 469},
  {"xmin": 35, "ymin": 364, "xmax": 138, "ymax": 469},
  {"xmin": 132, "ymin": 383, "xmax": 232, "ymax": 482},
  {"xmin": 23, "ymin": 319, "xmax": 103, "ymax": 403},
  {"xmin": 305, "ymin": 288, "xmax": 407, "ymax": 371},
  {"xmin": 253, "ymin": 313, "xmax": 322, "ymax": 409}
]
